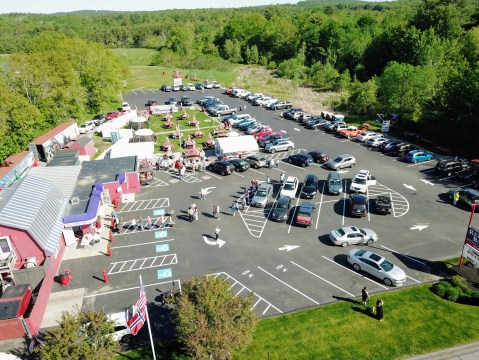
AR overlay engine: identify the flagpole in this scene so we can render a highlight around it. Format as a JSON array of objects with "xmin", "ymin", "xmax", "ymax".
[{"xmin": 139, "ymin": 274, "xmax": 157, "ymax": 360}]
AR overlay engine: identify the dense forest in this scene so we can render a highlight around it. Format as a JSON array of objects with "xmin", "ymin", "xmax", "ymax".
[{"xmin": 1, "ymin": 0, "xmax": 479, "ymax": 163}]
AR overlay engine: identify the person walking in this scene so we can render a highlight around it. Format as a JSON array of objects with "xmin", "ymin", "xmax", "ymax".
[
  {"xmin": 240, "ymin": 105, "xmax": 243, "ymax": 112},
  {"xmin": 453, "ymin": 191, "xmax": 460, "ymax": 206},
  {"xmin": 240, "ymin": 196, "xmax": 246, "ymax": 210},
  {"xmin": 147, "ymin": 216, "xmax": 153, "ymax": 230},
  {"xmin": 280, "ymin": 172, "xmax": 285, "ymax": 185},
  {"xmin": 194, "ymin": 206, "xmax": 199, "ymax": 221},
  {"xmin": 95, "ymin": 215, "xmax": 102, "ymax": 235},
  {"xmin": 213, "ymin": 204, "xmax": 220, "ymax": 220},
  {"xmin": 130, "ymin": 218, "xmax": 137, "ymax": 231},
  {"xmin": 139, "ymin": 217, "xmax": 144, "ymax": 231},
  {"xmin": 180, "ymin": 165, "xmax": 186, "ymax": 180},
  {"xmin": 266, "ymin": 176, "xmax": 270, "ymax": 184},
  {"xmin": 188, "ymin": 207, "xmax": 194, "ymax": 222},
  {"xmin": 215, "ymin": 226, "xmax": 221, "ymax": 241},
  {"xmin": 114, "ymin": 216, "xmax": 119, "ymax": 233},
  {"xmin": 231, "ymin": 201, "xmax": 237, "ymax": 216},
  {"xmin": 376, "ymin": 299, "xmax": 384, "ymax": 321},
  {"xmin": 160, "ymin": 214, "xmax": 166, "ymax": 229},
  {"xmin": 361, "ymin": 287, "xmax": 370, "ymax": 307}
]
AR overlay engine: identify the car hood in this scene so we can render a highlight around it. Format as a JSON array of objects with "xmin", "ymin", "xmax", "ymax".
[
  {"xmin": 386, "ymin": 265, "xmax": 406, "ymax": 281},
  {"xmin": 302, "ymin": 185, "xmax": 317, "ymax": 194},
  {"xmin": 251, "ymin": 195, "xmax": 267, "ymax": 204},
  {"xmin": 361, "ymin": 228, "xmax": 378, "ymax": 240},
  {"xmin": 272, "ymin": 209, "xmax": 288, "ymax": 220}
]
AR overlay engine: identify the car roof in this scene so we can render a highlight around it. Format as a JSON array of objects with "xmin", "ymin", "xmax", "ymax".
[
  {"xmin": 342, "ymin": 226, "xmax": 359, "ymax": 233},
  {"xmin": 285, "ymin": 176, "xmax": 298, "ymax": 182},
  {"xmin": 351, "ymin": 194, "xmax": 367, "ymax": 201},
  {"xmin": 258, "ymin": 183, "xmax": 273, "ymax": 191},
  {"xmin": 299, "ymin": 202, "xmax": 315, "ymax": 209},
  {"xmin": 277, "ymin": 196, "xmax": 292, "ymax": 204},
  {"xmin": 305, "ymin": 174, "xmax": 317, "ymax": 181}
]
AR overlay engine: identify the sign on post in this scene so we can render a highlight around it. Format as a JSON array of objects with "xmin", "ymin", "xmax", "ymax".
[{"xmin": 466, "ymin": 226, "xmax": 479, "ymax": 251}]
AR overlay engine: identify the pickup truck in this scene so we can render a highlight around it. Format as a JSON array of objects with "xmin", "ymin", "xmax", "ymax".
[
  {"xmin": 210, "ymin": 105, "xmax": 238, "ymax": 116},
  {"xmin": 374, "ymin": 195, "xmax": 392, "ymax": 215}
]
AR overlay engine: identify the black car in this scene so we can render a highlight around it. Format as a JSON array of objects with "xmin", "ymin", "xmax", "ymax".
[
  {"xmin": 458, "ymin": 167, "xmax": 479, "ymax": 181},
  {"xmin": 145, "ymin": 99, "xmax": 158, "ymax": 107},
  {"xmin": 288, "ymin": 153, "xmax": 313, "ymax": 167},
  {"xmin": 306, "ymin": 118, "xmax": 327, "ymax": 129},
  {"xmin": 308, "ymin": 150, "xmax": 330, "ymax": 164},
  {"xmin": 206, "ymin": 161, "xmax": 235, "ymax": 176},
  {"xmin": 379, "ymin": 141, "xmax": 401, "ymax": 153},
  {"xmin": 435, "ymin": 160, "xmax": 469, "ymax": 177},
  {"xmin": 271, "ymin": 196, "xmax": 292, "ymax": 222},
  {"xmin": 92, "ymin": 114, "xmax": 106, "ymax": 126},
  {"xmin": 181, "ymin": 96, "xmax": 192, "ymax": 106},
  {"xmin": 228, "ymin": 158, "xmax": 250, "ymax": 172},
  {"xmin": 259, "ymin": 133, "xmax": 283, "ymax": 147},
  {"xmin": 195, "ymin": 83, "xmax": 204, "ymax": 90},
  {"xmin": 166, "ymin": 97, "xmax": 177, "ymax": 105},
  {"xmin": 387, "ymin": 143, "xmax": 417, "ymax": 157},
  {"xmin": 300, "ymin": 174, "xmax": 318, "ymax": 198},
  {"xmin": 374, "ymin": 195, "xmax": 392, "ymax": 215},
  {"xmin": 161, "ymin": 84, "xmax": 172, "ymax": 92},
  {"xmin": 350, "ymin": 194, "xmax": 368, "ymax": 217},
  {"xmin": 180, "ymin": 84, "xmax": 190, "ymax": 91}
]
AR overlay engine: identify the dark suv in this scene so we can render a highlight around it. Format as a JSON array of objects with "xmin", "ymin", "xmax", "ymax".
[
  {"xmin": 435, "ymin": 160, "xmax": 469, "ymax": 177},
  {"xmin": 389, "ymin": 143, "xmax": 418, "ymax": 157},
  {"xmin": 206, "ymin": 161, "xmax": 235, "ymax": 176},
  {"xmin": 300, "ymin": 174, "xmax": 318, "ymax": 199}
]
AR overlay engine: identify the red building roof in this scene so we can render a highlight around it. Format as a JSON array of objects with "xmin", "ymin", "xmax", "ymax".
[
  {"xmin": 0, "ymin": 151, "xmax": 31, "ymax": 178},
  {"xmin": 30, "ymin": 122, "xmax": 76, "ymax": 145}
]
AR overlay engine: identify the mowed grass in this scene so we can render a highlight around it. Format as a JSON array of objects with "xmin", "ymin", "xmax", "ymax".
[
  {"xmin": 126, "ymin": 66, "xmax": 237, "ymax": 90},
  {"xmin": 111, "ymin": 48, "xmax": 158, "ymax": 66},
  {"xmin": 236, "ymin": 285, "xmax": 479, "ymax": 360}
]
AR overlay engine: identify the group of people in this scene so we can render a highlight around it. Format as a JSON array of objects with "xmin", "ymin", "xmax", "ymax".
[
  {"xmin": 244, "ymin": 179, "xmax": 260, "ymax": 205},
  {"xmin": 126, "ymin": 215, "xmax": 168, "ymax": 231},
  {"xmin": 361, "ymin": 286, "xmax": 384, "ymax": 321},
  {"xmin": 187, "ymin": 202, "xmax": 199, "ymax": 222}
]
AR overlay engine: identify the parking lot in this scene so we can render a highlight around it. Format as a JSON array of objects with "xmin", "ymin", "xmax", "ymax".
[{"xmin": 66, "ymin": 87, "xmax": 472, "ymax": 320}]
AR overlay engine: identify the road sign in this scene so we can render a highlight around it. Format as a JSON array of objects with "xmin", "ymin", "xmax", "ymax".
[
  {"xmin": 155, "ymin": 230, "xmax": 168, "ymax": 239},
  {"xmin": 156, "ymin": 244, "xmax": 170, "ymax": 253},
  {"xmin": 382, "ymin": 120, "xmax": 390, "ymax": 132},
  {"xmin": 153, "ymin": 209, "xmax": 166, "ymax": 216},
  {"xmin": 157, "ymin": 268, "xmax": 173, "ymax": 279},
  {"xmin": 466, "ymin": 226, "xmax": 479, "ymax": 251}
]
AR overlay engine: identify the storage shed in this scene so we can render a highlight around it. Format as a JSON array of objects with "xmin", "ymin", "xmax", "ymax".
[
  {"xmin": 28, "ymin": 122, "xmax": 79, "ymax": 163},
  {"xmin": 67, "ymin": 137, "xmax": 95, "ymax": 158}
]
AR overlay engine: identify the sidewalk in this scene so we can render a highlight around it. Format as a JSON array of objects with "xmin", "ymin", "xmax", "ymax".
[{"xmin": 406, "ymin": 341, "xmax": 479, "ymax": 360}]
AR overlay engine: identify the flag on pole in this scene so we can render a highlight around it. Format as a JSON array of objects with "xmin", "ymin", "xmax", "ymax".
[
  {"xmin": 128, "ymin": 284, "xmax": 147, "ymax": 335},
  {"xmin": 135, "ymin": 284, "xmax": 147, "ymax": 312}
]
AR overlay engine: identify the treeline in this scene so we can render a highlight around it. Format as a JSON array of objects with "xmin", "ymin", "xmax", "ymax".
[
  {"xmin": 0, "ymin": 33, "xmax": 127, "ymax": 163},
  {"xmin": 0, "ymin": 0, "xmax": 479, "ymax": 158}
]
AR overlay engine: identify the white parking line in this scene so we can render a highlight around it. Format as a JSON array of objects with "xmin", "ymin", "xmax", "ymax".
[
  {"xmin": 141, "ymin": 90, "xmax": 147, "ymax": 94},
  {"xmin": 380, "ymin": 245, "xmax": 427, "ymax": 266},
  {"xmin": 342, "ymin": 181, "xmax": 347, "ymax": 226},
  {"xmin": 282, "ymin": 161, "xmax": 306, "ymax": 170},
  {"xmin": 233, "ymin": 172, "xmax": 245, "ymax": 177},
  {"xmin": 112, "ymin": 238, "xmax": 174, "ymax": 249},
  {"xmin": 203, "ymin": 170, "xmax": 224, "ymax": 179},
  {"xmin": 321, "ymin": 256, "xmax": 389, "ymax": 290},
  {"xmin": 130, "ymin": 90, "xmax": 137, "ymax": 95},
  {"xmin": 257, "ymin": 266, "xmax": 319, "ymax": 304},
  {"xmin": 315, "ymin": 183, "xmax": 325, "ymax": 230},
  {"xmin": 407, "ymin": 160, "xmax": 434, "ymax": 167},
  {"xmin": 84, "ymin": 279, "xmax": 181, "ymax": 298},
  {"xmin": 407, "ymin": 275, "xmax": 422, "ymax": 284},
  {"xmin": 250, "ymin": 169, "xmax": 266, "ymax": 176},
  {"xmin": 290, "ymin": 261, "xmax": 355, "ymax": 297}
]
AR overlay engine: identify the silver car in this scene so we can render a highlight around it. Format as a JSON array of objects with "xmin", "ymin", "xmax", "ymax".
[
  {"xmin": 265, "ymin": 139, "xmax": 295, "ymax": 153},
  {"xmin": 326, "ymin": 154, "xmax": 356, "ymax": 170},
  {"xmin": 347, "ymin": 249, "xmax": 406, "ymax": 286},
  {"xmin": 245, "ymin": 154, "xmax": 267, "ymax": 168},
  {"xmin": 251, "ymin": 183, "xmax": 274, "ymax": 207},
  {"xmin": 329, "ymin": 226, "xmax": 378, "ymax": 247}
]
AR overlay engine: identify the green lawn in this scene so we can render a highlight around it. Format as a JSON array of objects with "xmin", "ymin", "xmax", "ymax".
[{"xmin": 111, "ymin": 48, "xmax": 158, "ymax": 66}]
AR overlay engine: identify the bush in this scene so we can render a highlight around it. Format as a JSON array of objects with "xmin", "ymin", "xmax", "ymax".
[
  {"xmin": 445, "ymin": 286, "xmax": 461, "ymax": 302},
  {"xmin": 433, "ymin": 281, "xmax": 451, "ymax": 298}
]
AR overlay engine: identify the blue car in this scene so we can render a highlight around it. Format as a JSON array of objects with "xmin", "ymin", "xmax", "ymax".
[
  {"xmin": 235, "ymin": 118, "xmax": 255, "ymax": 128},
  {"xmin": 403, "ymin": 150, "xmax": 433, "ymax": 163},
  {"xmin": 238, "ymin": 120, "xmax": 258, "ymax": 130}
]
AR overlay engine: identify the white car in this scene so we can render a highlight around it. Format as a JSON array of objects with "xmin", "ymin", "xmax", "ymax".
[
  {"xmin": 186, "ymin": 83, "xmax": 196, "ymax": 91},
  {"xmin": 78, "ymin": 121, "xmax": 95, "ymax": 134},
  {"xmin": 122, "ymin": 102, "xmax": 131, "ymax": 111},
  {"xmin": 280, "ymin": 176, "xmax": 299, "ymax": 198},
  {"xmin": 347, "ymin": 248, "xmax": 407, "ymax": 286},
  {"xmin": 107, "ymin": 307, "xmax": 134, "ymax": 342},
  {"xmin": 226, "ymin": 114, "xmax": 252, "ymax": 125},
  {"xmin": 366, "ymin": 136, "xmax": 388, "ymax": 147},
  {"xmin": 265, "ymin": 139, "xmax": 295, "ymax": 153},
  {"xmin": 355, "ymin": 131, "xmax": 379, "ymax": 142},
  {"xmin": 349, "ymin": 170, "xmax": 376, "ymax": 194},
  {"xmin": 329, "ymin": 226, "xmax": 378, "ymax": 247},
  {"xmin": 262, "ymin": 98, "xmax": 278, "ymax": 108},
  {"xmin": 254, "ymin": 96, "xmax": 273, "ymax": 106}
]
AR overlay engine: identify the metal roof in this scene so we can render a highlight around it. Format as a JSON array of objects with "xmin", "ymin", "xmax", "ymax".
[
  {"xmin": 0, "ymin": 175, "xmax": 67, "ymax": 256},
  {"xmin": 28, "ymin": 166, "xmax": 81, "ymax": 199}
]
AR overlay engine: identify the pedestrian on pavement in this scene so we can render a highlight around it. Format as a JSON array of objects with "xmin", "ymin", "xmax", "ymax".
[
  {"xmin": 199, "ymin": 188, "xmax": 206, "ymax": 200},
  {"xmin": 376, "ymin": 299, "xmax": 384, "ymax": 321},
  {"xmin": 231, "ymin": 201, "xmax": 237, "ymax": 216},
  {"xmin": 215, "ymin": 226, "xmax": 221, "ymax": 240},
  {"xmin": 111, "ymin": 210, "xmax": 117, "ymax": 220},
  {"xmin": 160, "ymin": 214, "xmax": 166, "ymax": 229},
  {"xmin": 146, "ymin": 216, "xmax": 153, "ymax": 229},
  {"xmin": 280, "ymin": 172, "xmax": 285, "ymax": 184},
  {"xmin": 243, "ymin": 104, "xmax": 247, "ymax": 111},
  {"xmin": 240, "ymin": 105, "xmax": 243, "ymax": 112},
  {"xmin": 130, "ymin": 218, "xmax": 137, "ymax": 230},
  {"xmin": 139, "ymin": 217, "xmax": 144, "ymax": 231},
  {"xmin": 453, "ymin": 191, "xmax": 460, "ymax": 206},
  {"xmin": 180, "ymin": 165, "xmax": 186, "ymax": 180},
  {"xmin": 95, "ymin": 215, "xmax": 102, "ymax": 234},
  {"xmin": 188, "ymin": 207, "xmax": 194, "ymax": 222},
  {"xmin": 361, "ymin": 286, "xmax": 370, "ymax": 307},
  {"xmin": 240, "ymin": 197, "xmax": 246, "ymax": 210},
  {"xmin": 213, "ymin": 204, "xmax": 220, "ymax": 220},
  {"xmin": 266, "ymin": 176, "xmax": 270, "ymax": 184},
  {"xmin": 194, "ymin": 206, "xmax": 199, "ymax": 221}
]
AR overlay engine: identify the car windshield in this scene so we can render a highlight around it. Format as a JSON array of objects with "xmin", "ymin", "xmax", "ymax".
[
  {"xmin": 257, "ymin": 190, "xmax": 267, "ymax": 197},
  {"xmin": 298, "ymin": 210, "xmax": 311, "ymax": 217},
  {"xmin": 359, "ymin": 229, "xmax": 366, "ymax": 236},
  {"xmin": 379, "ymin": 259, "xmax": 394, "ymax": 272},
  {"xmin": 335, "ymin": 228, "xmax": 345, "ymax": 237},
  {"xmin": 284, "ymin": 183, "xmax": 295, "ymax": 190},
  {"xmin": 330, "ymin": 180, "xmax": 341, "ymax": 185},
  {"xmin": 277, "ymin": 203, "xmax": 288, "ymax": 210},
  {"xmin": 354, "ymin": 178, "xmax": 367, "ymax": 185},
  {"xmin": 354, "ymin": 197, "xmax": 366, "ymax": 205},
  {"xmin": 333, "ymin": 157, "xmax": 343, "ymax": 163}
]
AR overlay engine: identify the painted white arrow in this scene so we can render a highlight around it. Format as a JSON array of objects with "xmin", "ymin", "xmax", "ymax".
[
  {"xmin": 403, "ymin": 184, "xmax": 416, "ymax": 191},
  {"xmin": 203, "ymin": 187, "xmax": 216, "ymax": 195},
  {"xmin": 278, "ymin": 245, "xmax": 300, "ymax": 252},
  {"xmin": 280, "ymin": 130, "xmax": 287, "ymax": 133},
  {"xmin": 203, "ymin": 236, "xmax": 226, "ymax": 248},
  {"xmin": 410, "ymin": 224, "xmax": 429, "ymax": 231},
  {"xmin": 420, "ymin": 179, "xmax": 434, "ymax": 186},
  {"xmin": 293, "ymin": 128, "xmax": 300, "ymax": 132}
]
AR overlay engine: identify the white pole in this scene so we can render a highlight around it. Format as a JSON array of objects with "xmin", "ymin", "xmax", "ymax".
[{"xmin": 139, "ymin": 274, "xmax": 157, "ymax": 360}]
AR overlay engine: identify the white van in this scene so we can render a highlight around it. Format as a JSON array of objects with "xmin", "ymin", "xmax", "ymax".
[{"xmin": 107, "ymin": 307, "xmax": 134, "ymax": 342}]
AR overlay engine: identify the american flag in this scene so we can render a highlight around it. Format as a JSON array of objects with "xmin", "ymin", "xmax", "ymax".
[{"xmin": 135, "ymin": 285, "xmax": 147, "ymax": 312}]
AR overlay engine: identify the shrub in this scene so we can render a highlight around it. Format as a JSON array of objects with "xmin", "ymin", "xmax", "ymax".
[
  {"xmin": 444, "ymin": 286, "xmax": 461, "ymax": 302},
  {"xmin": 433, "ymin": 281, "xmax": 451, "ymax": 298}
]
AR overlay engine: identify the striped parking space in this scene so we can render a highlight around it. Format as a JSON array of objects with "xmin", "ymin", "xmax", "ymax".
[{"xmin": 367, "ymin": 182, "xmax": 409, "ymax": 217}]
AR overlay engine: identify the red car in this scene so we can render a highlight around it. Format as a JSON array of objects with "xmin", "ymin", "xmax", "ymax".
[
  {"xmin": 257, "ymin": 131, "xmax": 278, "ymax": 142},
  {"xmin": 225, "ymin": 87, "xmax": 237, "ymax": 95},
  {"xmin": 295, "ymin": 202, "xmax": 315, "ymax": 227},
  {"xmin": 106, "ymin": 111, "xmax": 120, "ymax": 120},
  {"xmin": 252, "ymin": 128, "xmax": 274, "ymax": 139},
  {"xmin": 339, "ymin": 126, "xmax": 366, "ymax": 139}
]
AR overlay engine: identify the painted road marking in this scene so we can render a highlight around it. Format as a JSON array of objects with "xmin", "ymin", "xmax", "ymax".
[
  {"xmin": 155, "ymin": 243, "xmax": 170, "ymax": 252},
  {"xmin": 257, "ymin": 266, "xmax": 319, "ymax": 304},
  {"xmin": 84, "ymin": 279, "xmax": 182, "ymax": 298},
  {"xmin": 155, "ymin": 230, "xmax": 168, "ymax": 239},
  {"xmin": 321, "ymin": 256, "xmax": 388, "ymax": 290},
  {"xmin": 203, "ymin": 170, "xmax": 224, "ymax": 180},
  {"xmin": 157, "ymin": 268, "xmax": 173, "ymax": 279},
  {"xmin": 380, "ymin": 245, "xmax": 427, "ymax": 266},
  {"xmin": 112, "ymin": 238, "xmax": 174, "ymax": 249},
  {"xmin": 290, "ymin": 261, "xmax": 355, "ymax": 297},
  {"xmin": 315, "ymin": 182, "xmax": 326, "ymax": 230},
  {"xmin": 116, "ymin": 216, "xmax": 172, "ymax": 235},
  {"xmin": 108, "ymin": 254, "xmax": 178, "ymax": 275},
  {"xmin": 367, "ymin": 182, "xmax": 409, "ymax": 217},
  {"xmin": 407, "ymin": 160, "xmax": 434, "ymax": 167},
  {"xmin": 210, "ymin": 272, "xmax": 283, "ymax": 316},
  {"xmin": 142, "ymin": 176, "xmax": 169, "ymax": 187},
  {"xmin": 118, "ymin": 198, "xmax": 170, "ymax": 213},
  {"xmin": 153, "ymin": 209, "xmax": 166, "ymax": 216}
]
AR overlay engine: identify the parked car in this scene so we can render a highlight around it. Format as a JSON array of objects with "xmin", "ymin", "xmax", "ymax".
[
  {"xmin": 245, "ymin": 154, "xmax": 267, "ymax": 169},
  {"xmin": 329, "ymin": 226, "xmax": 378, "ymax": 247},
  {"xmin": 403, "ymin": 150, "xmax": 433, "ymax": 163},
  {"xmin": 145, "ymin": 99, "xmax": 158, "ymax": 107},
  {"xmin": 251, "ymin": 183, "xmax": 274, "ymax": 207},
  {"xmin": 300, "ymin": 174, "xmax": 318, "ymax": 199},
  {"xmin": 308, "ymin": 150, "xmax": 330, "ymax": 164},
  {"xmin": 270, "ymin": 101, "xmax": 292, "ymax": 110},
  {"xmin": 282, "ymin": 108, "xmax": 303, "ymax": 119},
  {"xmin": 339, "ymin": 126, "xmax": 366, "ymax": 139},
  {"xmin": 203, "ymin": 81, "xmax": 213, "ymax": 89},
  {"xmin": 179, "ymin": 84, "xmax": 189, "ymax": 91},
  {"xmin": 366, "ymin": 136, "xmax": 388, "ymax": 148},
  {"xmin": 287, "ymin": 153, "xmax": 313, "ymax": 167},
  {"xmin": 327, "ymin": 172, "xmax": 343, "ymax": 195},
  {"xmin": 166, "ymin": 97, "xmax": 177, "ymax": 106},
  {"xmin": 458, "ymin": 167, "xmax": 479, "ymax": 181},
  {"xmin": 79, "ymin": 121, "xmax": 95, "ymax": 134},
  {"xmin": 306, "ymin": 118, "xmax": 328, "ymax": 129},
  {"xmin": 211, "ymin": 81, "xmax": 221, "ymax": 88},
  {"xmin": 172, "ymin": 84, "xmax": 181, "ymax": 91},
  {"xmin": 258, "ymin": 133, "xmax": 283, "ymax": 147},
  {"xmin": 180, "ymin": 96, "xmax": 192, "ymax": 106},
  {"xmin": 388, "ymin": 143, "xmax": 418, "ymax": 157},
  {"xmin": 280, "ymin": 176, "xmax": 299, "ymax": 198},
  {"xmin": 195, "ymin": 83, "xmax": 204, "ymax": 90},
  {"xmin": 379, "ymin": 141, "xmax": 402, "ymax": 153},
  {"xmin": 265, "ymin": 139, "xmax": 295, "ymax": 153},
  {"xmin": 186, "ymin": 83, "xmax": 196, "ymax": 91},
  {"xmin": 347, "ymin": 249, "xmax": 407, "ymax": 286},
  {"xmin": 92, "ymin": 114, "xmax": 106, "ymax": 126},
  {"xmin": 325, "ymin": 154, "xmax": 356, "ymax": 170},
  {"xmin": 206, "ymin": 161, "xmax": 235, "ymax": 176},
  {"xmin": 447, "ymin": 188, "xmax": 479, "ymax": 209},
  {"xmin": 374, "ymin": 195, "xmax": 392, "ymax": 215},
  {"xmin": 350, "ymin": 194, "xmax": 368, "ymax": 217},
  {"xmin": 228, "ymin": 158, "xmax": 250, "ymax": 172},
  {"xmin": 349, "ymin": 170, "xmax": 376, "ymax": 194},
  {"xmin": 271, "ymin": 196, "xmax": 292, "ymax": 222},
  {"xmin": 122, "ymin": 102, "xmax": 131, "ymax": 111},
  {"xmin": 251, "ymin": 128, "xmax": 274, "ymax": 139},
  {"xmin": 106, "ymin": 111, "xmax": 120, "ymax": 120},
  {"xmin": 160, "ymin": 84, "xmax": 172, "ymax": 92},
  {"xmin": 435, "ymin": 160, "xmax": 469, "ymax": 177},
  {"xmin": 355, "ymin": 131, "xmax": 381, "ymax": 142},
  {"xmin": 295, "ymin": 202, "xmax": 315, "ymax": 226}
]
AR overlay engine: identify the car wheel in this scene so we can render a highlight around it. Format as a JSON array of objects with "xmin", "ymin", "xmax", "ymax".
[
  {"xmin": 341, "ymin": 242, "xmax": 348, "ymax": 247},
  {"xmin": 351, "ymin": 163, "xmax": 355, "ymax": 167},
  {"xmin": 287, "ymin": 146, "xmax": 293, "ymax": 151},
  {"xmin": 271, "ymin": 149, "xmax": 276, "ymax": 153},
  {"xmin": 367, "ymin": 239, "xmax": 374, "ymax": 245},
  {"xmin": 288, "ymin": 159, "xmax": 292, "ymax": 163},
  {"xmin": 222, "ymin": 170, "xmax": 226, "ymax": 176},
  {"xmin": 384, "ymin": 278, "xmax": 393, "ymax": 286},
  {"xmin": 301, "ymin": 162, "xmax": 306, "ymax": 167},
  {"xmin": 254, "ymin": 164, "xmax": 259, "ymax": 169},
  {"xmin": 353, "ymin": 263, "xmax": 361, "ymax": 271}
]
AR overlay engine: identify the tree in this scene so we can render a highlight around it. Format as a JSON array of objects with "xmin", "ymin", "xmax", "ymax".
[
  {"xmin": 172, "ymin": 275, "xmax": 258, "ymax": 360},
  {"xmin": 347, "ymin": 77, "xmax": 379, "ymax": 116},
  {"xmin": 35, "ymin": 307, "xmax": 118, "ymax": 360}
]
